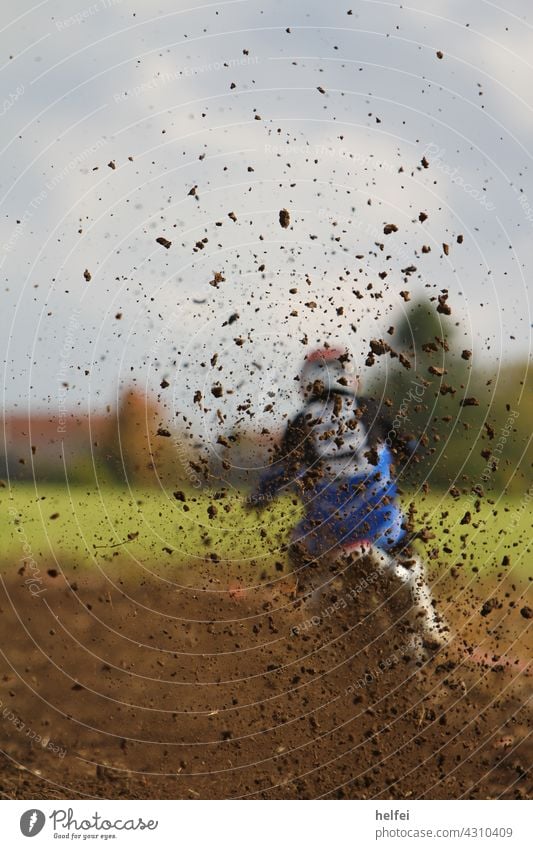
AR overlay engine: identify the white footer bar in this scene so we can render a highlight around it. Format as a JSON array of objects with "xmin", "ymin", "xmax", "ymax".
[{"xmin": 2, "ymin": 799, "xmax": 530, "ymax": 848}]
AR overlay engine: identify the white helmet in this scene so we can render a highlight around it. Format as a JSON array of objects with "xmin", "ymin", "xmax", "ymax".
[{"xmin": 300, "ymin": 347, "xmax": 359, "ymax": 398}]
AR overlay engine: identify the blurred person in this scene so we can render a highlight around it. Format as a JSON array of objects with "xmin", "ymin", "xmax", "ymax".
[{"xmin": 249, "ymin": 346, "xmax": 446, "ymax": 649}]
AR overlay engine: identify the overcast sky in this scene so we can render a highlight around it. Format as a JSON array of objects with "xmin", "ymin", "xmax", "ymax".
[{"xmin": 1, "ymin": 0, "xmax": 531, "ymax": 437}]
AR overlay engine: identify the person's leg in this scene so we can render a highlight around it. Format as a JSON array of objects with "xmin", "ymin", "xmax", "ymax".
[
  {"xmin": 366, "ymin": 500, "xmax": 448, "ymax": 647},
  {"xmin": 287, "ymin": 519, "xmax": 320, "ymax": 598},
  {"xmin": 288, "ymin": 513, "xmax": 346, "ymax": 601},
  {"xmin": 402, "ymin": 555, "xmax": 448, "ymax": 647},
  {"xmin": 362, "ymin": 539, "xmax": 448, "ymax": 650}
]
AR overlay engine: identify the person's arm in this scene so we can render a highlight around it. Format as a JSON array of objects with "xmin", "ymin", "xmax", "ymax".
[
  {"xmin": 359, "ymin": 396, "xmax": 416, "ymax": 457},
  {"xmin": 246, "ymin": 411, "xmax": 311, "ymax": 508},
  {"xmin": 247, "ymin": 462, "xmax": 289, "ymax": 508}
]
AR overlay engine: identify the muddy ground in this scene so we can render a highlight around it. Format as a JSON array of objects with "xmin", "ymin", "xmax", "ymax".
[{"xmin": 0, "ymin": 558, "xmax": 530, "ymax": 800}]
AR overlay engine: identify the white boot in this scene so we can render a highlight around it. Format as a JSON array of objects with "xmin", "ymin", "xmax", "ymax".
[{"xmin": 367, "ymin": 547, "xmax": 449, "ymax": 650}]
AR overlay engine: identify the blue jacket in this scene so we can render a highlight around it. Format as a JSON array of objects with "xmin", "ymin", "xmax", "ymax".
[{"xmin": 255, "ymin": 392, "xmax": 409, "ymax": 553}]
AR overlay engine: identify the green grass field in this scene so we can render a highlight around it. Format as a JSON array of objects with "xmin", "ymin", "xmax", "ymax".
[
  {"xmin": 1, "ymin": 484, "xmax": 531, "ymax": 585},
  {"xmin": 2, "ymin": 484, "xmax": 299, "ymax": 582}
]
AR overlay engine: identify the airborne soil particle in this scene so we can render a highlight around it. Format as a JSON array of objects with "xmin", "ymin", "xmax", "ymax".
[{"xmin": 279, "ymin": 209, "xmax": 291, "ymax": 229}]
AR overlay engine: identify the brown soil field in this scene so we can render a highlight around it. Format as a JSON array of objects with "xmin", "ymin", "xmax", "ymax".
[{"xmin": 0, "ymin": 556, "xmax": 530, "ymax": 800}]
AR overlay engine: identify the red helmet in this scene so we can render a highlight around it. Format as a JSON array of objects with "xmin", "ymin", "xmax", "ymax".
[{"xmin": 301, "ymin": 346, "xmax": 359, "ymax": 398}]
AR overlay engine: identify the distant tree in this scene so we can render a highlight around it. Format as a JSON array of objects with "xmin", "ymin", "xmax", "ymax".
[
  {"xmin": 369, "ymin": 298, "xmax": 531, "ymax": 496},
  {"xmin": 371, "ymin": 297, "xmax": 472, "ymax": 490},
  {"xmin": 393, "ymin": 297, "xmax": 451, "ymax": 354},
  {"xmin": 463, "ymin": 362, "xmax": 532, "ymax": 497}
]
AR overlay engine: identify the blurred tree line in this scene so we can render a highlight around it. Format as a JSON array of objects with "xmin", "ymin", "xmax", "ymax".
[
  {"xmin": 2, "ymin": 388, "xmax": 202, "ymax": 490},
  {"xmin": 4, "ymin": 300, "xmax": 530, "ymax": 498},
  {"xmin": 367, "ymin": 298, "xmax": 532, "ymax": 497}
]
